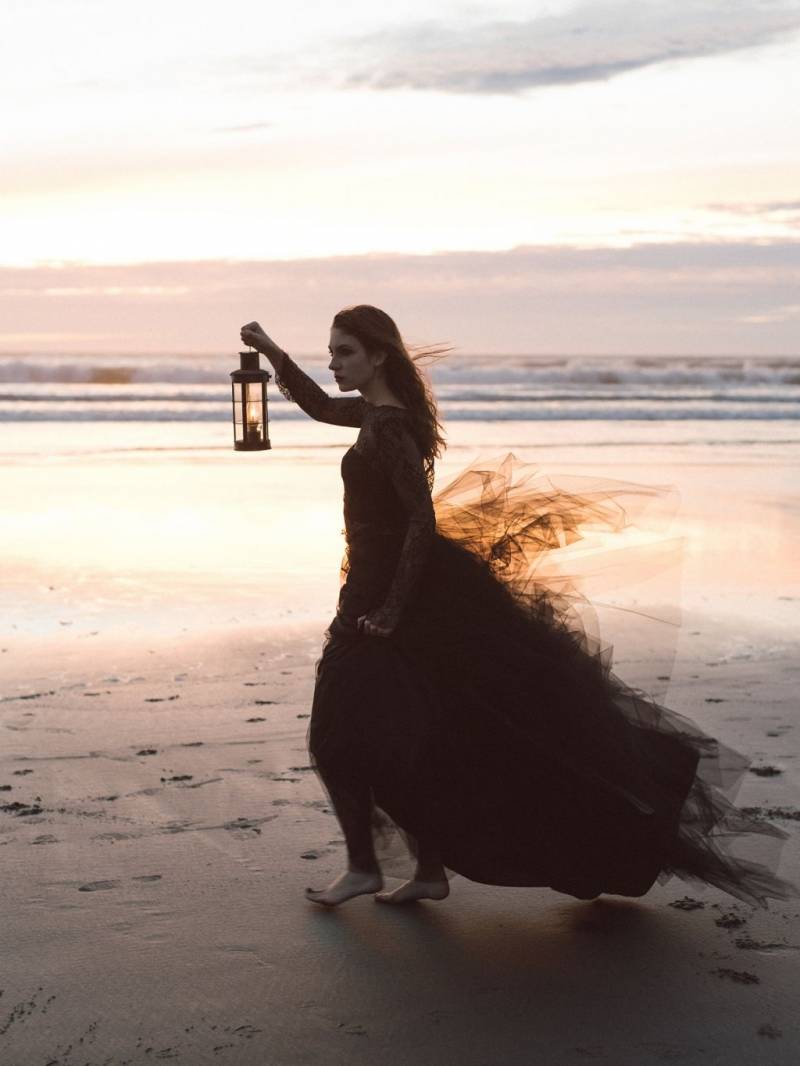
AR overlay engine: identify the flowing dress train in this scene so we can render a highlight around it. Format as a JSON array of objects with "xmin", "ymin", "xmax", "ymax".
[{"xmin": 275, "ymin": 354, "xmax": 797, "ymax": 907}]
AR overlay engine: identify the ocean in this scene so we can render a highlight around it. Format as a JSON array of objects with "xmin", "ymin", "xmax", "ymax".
[
  {"xmin": 2, "ymin": 351, "xmax": 798, "ymax": 644},
  {"xmin": 2, "ymin": 352, "xmax": 799, "ymax": 428}
]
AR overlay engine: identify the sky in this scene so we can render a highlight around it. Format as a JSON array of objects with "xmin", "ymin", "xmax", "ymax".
[{"xmin": 1, "ymin": 0, "xmax": 799, "ymax": 354}]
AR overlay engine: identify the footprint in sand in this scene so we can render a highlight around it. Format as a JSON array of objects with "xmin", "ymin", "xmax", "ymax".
[
  {"xmin": 222, "ymin": 816, "xmax": 271, "ymax": 835},
  {"xmin": 749, "ymin": 765, "xmax": 783, "ymax": 777},
  {"xmin": 79, "ymin": 879, "xmax": 121, "ymax": 892},
  {"xmin": 712, "ymin": 968, "xmax": 760, "ymax": 984},
  {"xmin": 4, "ymin": 690, "xmax": 56, "ymax": 702},
  {"xmin": 742, "ymin": 806, "xmax": 800, "ymax": 822},
  {"xmin": 668, "ymin": 896, "xmax": 705, "ymax": 911},
  {"xmin": 1, "ymin": 801, "xmax": 43, "ymax": 816},
  {"xmin": 757, "ymin": 1024, "xmax": 783, "ymax": 1039},
  {"xmin": 715, "ymin": 912, "xmax": 747, "ymax": 929},
  {"xmin": 336, "ymin": 1022, "xmax": 367, "ymax": 1036}
]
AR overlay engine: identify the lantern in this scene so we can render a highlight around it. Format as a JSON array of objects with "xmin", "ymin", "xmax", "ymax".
[{"xmin": 231, "ymin": 349, "xmax": 271, "ymax": 451}]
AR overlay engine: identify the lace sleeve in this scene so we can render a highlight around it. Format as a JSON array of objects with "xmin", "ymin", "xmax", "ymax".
[
  {"xmin": 368, "ymin": 415, "xmax": 436, "ymax": 631},
  {"xmin": 275, "ymin": 351, "xmax": 365, "ymax": 427}
]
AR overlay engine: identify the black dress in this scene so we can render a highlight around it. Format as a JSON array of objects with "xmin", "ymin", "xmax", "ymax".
[{"xmin": 276, "ymin": 354, "xmax": 797, "ymax": 907}]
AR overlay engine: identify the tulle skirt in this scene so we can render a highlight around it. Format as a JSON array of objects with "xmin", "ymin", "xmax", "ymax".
[{"xmin": 308, "ymin": 454, "xmax": 797, "ymax": 907}]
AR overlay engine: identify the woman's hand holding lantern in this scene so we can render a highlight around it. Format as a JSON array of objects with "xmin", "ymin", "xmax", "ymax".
[{"xmin": 240, "ymin": 321, "xmax": 272, "ymax": 352}]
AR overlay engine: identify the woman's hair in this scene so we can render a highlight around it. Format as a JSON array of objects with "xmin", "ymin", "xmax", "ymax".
[{"xmin": 331, "ymin": 304, "xmax": 453, "ymax": 483}]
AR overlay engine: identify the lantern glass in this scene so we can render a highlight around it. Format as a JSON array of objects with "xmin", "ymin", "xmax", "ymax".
[{"xmin": 232, "ymin": 383, "xmax": 264, "ymax": 445}]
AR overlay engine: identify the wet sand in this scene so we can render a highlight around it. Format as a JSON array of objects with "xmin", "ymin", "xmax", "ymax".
[
  {"xmin": 2, "ymin": 606, "xmax": 799, "ymax": 1065},
  {"xmin": 2, "ymin": 428, "xmax": 799, "ymax": 1064}
]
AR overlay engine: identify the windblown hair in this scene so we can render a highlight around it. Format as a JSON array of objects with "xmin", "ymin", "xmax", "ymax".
[{"xmin": 331, "ymin": 304, "xmax": 453, "ymax": 484}]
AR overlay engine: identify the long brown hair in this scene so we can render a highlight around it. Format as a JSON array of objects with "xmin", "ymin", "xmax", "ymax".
[{"xmin": 331, "ymin": 304, "xmax": 453, "ymax": 484}]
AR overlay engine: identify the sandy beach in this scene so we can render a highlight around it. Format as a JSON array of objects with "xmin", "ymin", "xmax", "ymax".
[{"xmin": 2, "ymin": 422, "xmax": 799, "ymax": 1065}]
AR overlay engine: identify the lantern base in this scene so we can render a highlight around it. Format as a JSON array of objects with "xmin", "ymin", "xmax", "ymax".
[{"xmin": 234, "ymin": 438, "xmax": 271, "ymax": 451}]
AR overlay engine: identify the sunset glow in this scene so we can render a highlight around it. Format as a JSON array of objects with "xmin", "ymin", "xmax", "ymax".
[{"xmin": 2, "ymin": 0, "xmax": 799, "ymax": 353}]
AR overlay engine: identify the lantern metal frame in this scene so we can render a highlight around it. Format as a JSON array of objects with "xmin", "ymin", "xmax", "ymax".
[{"xmin": 231, "ymin": 350, "xmax": 272, "ymax": 451}]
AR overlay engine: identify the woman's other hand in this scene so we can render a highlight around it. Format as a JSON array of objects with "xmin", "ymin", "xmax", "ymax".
[{"xmin": 357, "ymin": 610, "xmax": 395, "ymax": 638}]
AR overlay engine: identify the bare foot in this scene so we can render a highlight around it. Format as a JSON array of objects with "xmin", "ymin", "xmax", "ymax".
[
  {"xmin": 374, "ymin": 878, "xmax": 450, "ymax": 904},
  {"xmin": 305, "ymin": 869, "xmax": 383, "ymax": 907}
]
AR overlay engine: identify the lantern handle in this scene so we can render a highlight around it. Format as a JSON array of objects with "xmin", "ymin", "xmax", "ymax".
[{"xmin": 239, "ymin": 348, "xmax": 262, "ymax": 373}]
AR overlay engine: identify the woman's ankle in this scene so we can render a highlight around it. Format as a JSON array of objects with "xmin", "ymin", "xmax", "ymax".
[
  {"xmin": 347, "ymin": 858, "xmax": 381, "ymax": 876},
  {"xmin": 414, "ymin": 866, "xmax": 446, "ymax": 882}
]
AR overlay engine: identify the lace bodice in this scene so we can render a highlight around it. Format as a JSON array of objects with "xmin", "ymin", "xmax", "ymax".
[{"xmin": 275, "ymin": 352, "xmax": 436, "ymax": 630}]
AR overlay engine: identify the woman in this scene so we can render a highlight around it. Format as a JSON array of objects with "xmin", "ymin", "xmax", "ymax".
[{"xmin": 240, "ymin": 305, "xmax": 796, "ymax": 910}]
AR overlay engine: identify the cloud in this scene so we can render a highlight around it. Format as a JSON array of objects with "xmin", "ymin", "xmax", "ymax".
[
  {"xmin": 2, "ymin": 237, "xmax": 799, "ymax": 355},
  {"xmin": 213, "ymin": 122, "xmax": 274, "ymax": 134},
  {"xmin": 329, "ymin": 2, "xmax": 800, "ymax": 95},
  {"xmin": 738, "ymin": 301, "xmax": 800, "ymax": 323},
  {"xmin": 706, "ymin": 200, "xmax": 800, "ymax": 216}
]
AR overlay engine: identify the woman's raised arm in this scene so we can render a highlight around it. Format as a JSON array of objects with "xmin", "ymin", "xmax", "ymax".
[
  {"xmin": 240, "ymin": 321, "xmax": 365, "ymax": 428},
  {"xmin": 273, "ymin": 352, "xmax": 366, "ymax": 427}
]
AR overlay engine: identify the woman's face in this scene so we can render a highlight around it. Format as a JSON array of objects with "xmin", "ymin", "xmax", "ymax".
[{"xmin": 327, "ymin": 328, "xmax": 385, "ymax": 392}]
